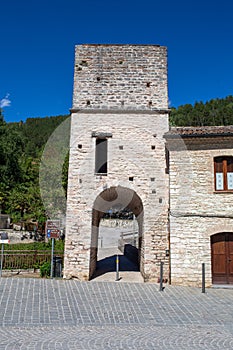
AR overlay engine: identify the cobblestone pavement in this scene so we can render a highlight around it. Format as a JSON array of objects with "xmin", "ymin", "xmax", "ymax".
[{"xmin": 0, "ymin": 278, "xmax": 233, "ymax": 349}]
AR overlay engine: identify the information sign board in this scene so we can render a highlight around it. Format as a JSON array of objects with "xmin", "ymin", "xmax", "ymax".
[
  {"xmin": 46, "ymin": 220, "xmax": 60, "ymax": 239},
  {"xmin": 0, "ymin": 232, "xmax": 9, "ymax": 243}
]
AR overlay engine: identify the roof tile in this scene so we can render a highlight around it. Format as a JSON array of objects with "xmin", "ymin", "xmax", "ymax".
[{"xmin": 165, "ymin": 126, "xmax": 233, "ymax": 137}]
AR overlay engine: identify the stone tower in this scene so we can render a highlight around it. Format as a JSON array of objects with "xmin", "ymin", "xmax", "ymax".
[{"xmin": 64, "ymin": 44, "xmax": 170, "ymax": 281}]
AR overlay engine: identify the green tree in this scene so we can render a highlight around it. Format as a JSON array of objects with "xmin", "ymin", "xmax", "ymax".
[
  {"xmin": 0, "ymin": 114, "xmax": 69, "ymax": 223},
  {"xmin": 170, "ymin": 95, "xmax": 233, "ymax": 126}
]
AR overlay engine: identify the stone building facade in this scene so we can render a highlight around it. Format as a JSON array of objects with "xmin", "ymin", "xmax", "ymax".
[
  {"xmin": 64, "ymin": 44, "xmax": 170, "ymax": 282},
  {"xmin": 64, "ymin": 43, "xmax": 233, "ymax": 286},
  {"xmin": 165, "ymin": 126, "xmax": 233, "ymax": 286}
]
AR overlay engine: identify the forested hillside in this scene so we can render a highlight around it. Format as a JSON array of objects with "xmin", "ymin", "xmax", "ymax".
[
  {"xmin": 170, "ymin": 95, "xmax": 233, "ymax": 126},
  {"xmin": 1, "ymin": 94, "xmax": 233, "ymax": 224},
  {"xmin": 0, "ymin": 111, "xmax": 69, "ymax": 224}
]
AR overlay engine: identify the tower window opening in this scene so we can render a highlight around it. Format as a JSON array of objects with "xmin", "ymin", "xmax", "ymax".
[{"xmin": 95, "ymin": 138, "xmax": 108, "ymax": 175}]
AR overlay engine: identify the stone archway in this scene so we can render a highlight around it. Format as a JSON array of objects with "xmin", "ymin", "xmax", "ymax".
[{"xmin": 89, "ymin": 186, "xmax": 144, "ymax": 279}]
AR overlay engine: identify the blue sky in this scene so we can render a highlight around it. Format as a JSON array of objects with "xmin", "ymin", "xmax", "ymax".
[{"xmin": 1, "ymin": 0, "xmax": 233, "ymax": 122}]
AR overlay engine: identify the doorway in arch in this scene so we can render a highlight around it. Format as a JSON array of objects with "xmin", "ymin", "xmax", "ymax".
[
  {"xmin": 211, "ymin": 232, "xmax": 233, "ymax": 284},
  {"xmin": 90, "ymin": 186, "xmax": 144, "ymax": 281}
]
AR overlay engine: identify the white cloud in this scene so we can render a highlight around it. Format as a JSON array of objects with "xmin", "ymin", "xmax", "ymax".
[{"xmin": 0, "ymin": 94, "xmax": 11, "ymax": 108}]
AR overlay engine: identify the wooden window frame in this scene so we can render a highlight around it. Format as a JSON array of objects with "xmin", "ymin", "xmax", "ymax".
[{"xmin": 214, "ymin": 156, "xmax": 233, "ymax": 192}]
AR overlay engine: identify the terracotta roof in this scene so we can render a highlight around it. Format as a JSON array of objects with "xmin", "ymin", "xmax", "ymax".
[{"xmin": 165, "ymin": 126, "xmax": 233, "ymax": 138}]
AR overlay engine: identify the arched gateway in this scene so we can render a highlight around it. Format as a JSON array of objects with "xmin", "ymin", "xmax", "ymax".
[
  {"xmin": 90, "ymin": 186, "xmax": 143, "ymax": 278},
  {"xmin": 63, "ymin": 44, "xmax": 170, "ymax": 281}
]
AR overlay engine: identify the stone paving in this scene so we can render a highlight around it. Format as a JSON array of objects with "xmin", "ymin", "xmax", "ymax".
[
  {"xmin": 92, "ymin": 247, "xmax": 144, "ymax": 283},
  {"xmin": 0, "ymin": 278, "xmax": 233, "ymax": 349}
]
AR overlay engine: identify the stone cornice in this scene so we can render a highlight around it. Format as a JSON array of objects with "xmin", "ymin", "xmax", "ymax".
[{"xmin": 70, "ymin": 108, "xmax": 170, "ymax": 115}]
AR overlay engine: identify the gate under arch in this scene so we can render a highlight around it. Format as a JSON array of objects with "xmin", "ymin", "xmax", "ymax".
[{"xmin": 90, "ymin": 186, "xmax": 144, "ymax": 278}]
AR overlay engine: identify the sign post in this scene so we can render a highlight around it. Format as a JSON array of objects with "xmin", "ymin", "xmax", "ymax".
[
  {"xmin": 50, "ymin": 237, "xmax": 55, "ymax": 279},
  {"xmin": 46, "ymin": 220, "xmax": 60, "ymax": 279}
]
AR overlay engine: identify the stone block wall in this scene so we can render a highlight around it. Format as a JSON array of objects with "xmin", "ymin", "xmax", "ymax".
[
  {"xmin": 64, "ymin": 111, "xmax": 169, "ymax": 280},
  {"xmin": 72, "ymin": 44, "xmax": 168, "ymax": 110},
  {"xmin": 168, "ymin": 137, "xmax": 233, "ymax": 286},
  {"xmin": 64, "ymin": 44, "xmax": 170, "ymax": 281}
]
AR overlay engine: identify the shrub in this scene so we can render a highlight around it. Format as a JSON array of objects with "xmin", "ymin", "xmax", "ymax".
[
  {"xmin": 40, "ymin": 261, "xmax": 51, "ymax": 278},
  {"xmin": 5, "ymin": 240, "xmax": 65, "ymax": 251}
]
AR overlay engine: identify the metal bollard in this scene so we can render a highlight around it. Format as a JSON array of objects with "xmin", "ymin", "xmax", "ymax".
[
  {"xmin": 202, "ymin": 263, "xmax": 205, "ymax": 293},
  {"xmin": 159, "ymin": 261, "xmax": 164, "ymax": 291},
  {"xmin": 116, "ymin": 254, "xmax": 120, "ymax": 281}
]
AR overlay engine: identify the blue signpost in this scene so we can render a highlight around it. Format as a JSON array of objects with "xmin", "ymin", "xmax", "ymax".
[{"xmin": 46, "ymin": 220, "xmax": 60, "ymax": 279}]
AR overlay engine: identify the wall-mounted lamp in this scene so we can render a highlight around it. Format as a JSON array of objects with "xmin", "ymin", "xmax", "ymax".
[{"xmin": 165, "ymin": 249, "xmax": 170, "ymax": 257}]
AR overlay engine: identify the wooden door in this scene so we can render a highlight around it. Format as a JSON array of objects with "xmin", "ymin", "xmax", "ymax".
[{"xmin": 211, "ymin": 233, "xmax": 233, "ymax": 284}]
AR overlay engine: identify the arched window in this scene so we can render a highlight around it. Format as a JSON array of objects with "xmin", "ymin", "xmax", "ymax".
[{"xmin": 214, "ymin": 156, "xmax": 233, "ymax": 191}]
